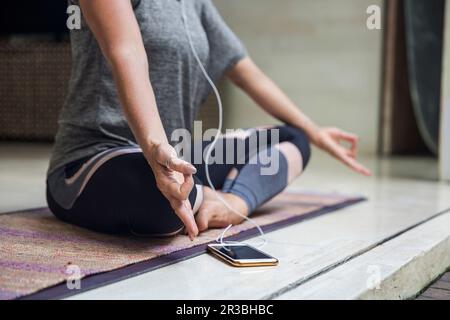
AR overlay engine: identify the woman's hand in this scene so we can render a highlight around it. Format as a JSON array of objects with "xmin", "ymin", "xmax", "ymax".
[
  {"xmin": 312, "ymin": 127, "xmax": 372, "ymax": 176},
  {"xmin": 227, "ymin": 60, "xmax": 372, "ymax": 177},
  {"xmin": 148, "ymin": 143, "xmax": 199, "ymax": 240},
  {"xmin": 78, "ymin": 1, "xmax": 200, "ymax": 235}
]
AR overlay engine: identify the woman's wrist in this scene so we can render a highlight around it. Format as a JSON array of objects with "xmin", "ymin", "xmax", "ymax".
[
  {"xmin": 308, "ymin": 127, "xmax": 323, "ymax": 147},
  {"xmin": 141, "ymin": 137, "xmax": 168, "ymax": 163},
  {"xmin": 292, "ymin": 118, "xmax": 321, "ymax": 146}
]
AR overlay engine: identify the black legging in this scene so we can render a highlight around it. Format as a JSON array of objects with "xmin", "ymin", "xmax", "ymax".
[{"xmin": 46, "ymin": 125, "xmax": 310, "ymax": 236}]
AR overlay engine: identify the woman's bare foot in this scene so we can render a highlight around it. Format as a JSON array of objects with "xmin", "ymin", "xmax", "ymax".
[{"xmin": 195, "ymin": 187, "xmax": 249, "ymax": 232}]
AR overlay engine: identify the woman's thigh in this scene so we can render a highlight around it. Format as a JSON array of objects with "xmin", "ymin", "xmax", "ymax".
[{"xmin": 48, "ymin": 152, "xmax": 192, "ymax": 236}]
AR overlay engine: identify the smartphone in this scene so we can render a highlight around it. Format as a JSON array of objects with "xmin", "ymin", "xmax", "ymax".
[{"xmin": 207, "ymin": 243, "xmax": 278, "ymax": 267}]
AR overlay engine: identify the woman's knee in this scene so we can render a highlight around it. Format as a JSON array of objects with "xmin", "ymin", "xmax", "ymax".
[
  {"xmin": 127, "ymin": 209, "xmax": 184, "ymax": 237},
  {"xmin": 46, "ymin": 185, "xmax": 70, "ymax": 224},
  {"xmin": 277, "ymin": 125, "xmax": 311, "ymax": 168},
  {"xmin": 127, "ymin": 181, "xmax": 202, "ymax": 237}
]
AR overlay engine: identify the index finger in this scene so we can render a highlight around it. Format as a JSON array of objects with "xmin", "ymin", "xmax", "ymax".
[
  {"xmin": 337, "ymin": 131, "xmax": 359, "ymax": 158},
  {"xmin": 341, "ymin": 154, "xmax": 372, "ymax": 177},
  {"xmin": 168, "ymin": 157, "xmax": 197, "ymax": 175},
  {"xmin": 336, "ymin": 130, "xmax": 358, "ymax": 143},
  {"xmin": 180, "ymin": 174, "xmax": 195, "ymax": 199}
]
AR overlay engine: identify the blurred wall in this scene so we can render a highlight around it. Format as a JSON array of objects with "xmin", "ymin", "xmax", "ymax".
[{"xmin": 216, "ymin": 0, "xmax": 384, "ymax": 154}]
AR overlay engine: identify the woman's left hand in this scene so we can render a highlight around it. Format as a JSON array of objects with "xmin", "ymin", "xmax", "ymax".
[{"xmin": 312, "ymin": 127, "xmax": 372, "ymax": 176}]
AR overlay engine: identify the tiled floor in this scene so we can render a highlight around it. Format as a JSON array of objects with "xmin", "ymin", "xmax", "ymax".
[{"xmin": 1, "ymin": 142, "xmax": 449, "ymax": 299}]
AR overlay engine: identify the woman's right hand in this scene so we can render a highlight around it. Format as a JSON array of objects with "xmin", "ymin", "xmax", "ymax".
[
  {"xmin": 147, "ymin": 143, "xmax": 199, "ymax": 240},
  {"xmin": 77, "ymin": 1, "xmax": 198, "ymax": 238}
]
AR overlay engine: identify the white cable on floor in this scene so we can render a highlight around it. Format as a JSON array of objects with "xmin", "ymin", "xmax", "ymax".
[{"xmin": 180, "ymin": 0, "xmax": 266, "ymax": 248}]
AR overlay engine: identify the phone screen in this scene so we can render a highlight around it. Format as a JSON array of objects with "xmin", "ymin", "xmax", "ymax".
[{"xmin": 216, "ymin": 245, "xmax": 273, "ymax": 261}]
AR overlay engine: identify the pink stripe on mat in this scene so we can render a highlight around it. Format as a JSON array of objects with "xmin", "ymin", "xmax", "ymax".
[
  {"xmin": 0, "ymin": 191, "xmax": 364, "ymax": 300},
  {"xmin": 0, "ymin": 227, "xmax": 111, "ymax": 246},
  {"xmin": 0, "ymin": 260, "xmax": 97, "ymax": 275}
]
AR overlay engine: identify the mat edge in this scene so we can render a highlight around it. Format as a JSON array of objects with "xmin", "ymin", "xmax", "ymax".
[{"xmin": 15, "ymin": 197, "xmax": 365, "ymax": 300}]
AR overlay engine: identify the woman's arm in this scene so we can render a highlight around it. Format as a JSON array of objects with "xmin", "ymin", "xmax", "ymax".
[
  {"xmin": 79, "ymin": 0, "xmax": 199, "ymax": 239},
  {"xmin": 227, "ymin": 57, "xmax": 372, "ymax": 176}
]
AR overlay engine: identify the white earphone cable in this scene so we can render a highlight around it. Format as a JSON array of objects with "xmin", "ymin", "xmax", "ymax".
[{"xmin": 180, "ymin": 0, "xmax": 266, "ymax": 248}]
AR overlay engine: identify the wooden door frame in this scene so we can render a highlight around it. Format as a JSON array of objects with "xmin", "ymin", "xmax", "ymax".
[{"xmin": 379, "ymin": 0, "xmax": 428, "ymax": 156}]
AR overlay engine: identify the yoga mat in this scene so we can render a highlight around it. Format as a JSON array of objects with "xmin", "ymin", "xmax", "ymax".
[{"xmin": 0, "ymin": 191, "xmax": 364, "ymax": 300}]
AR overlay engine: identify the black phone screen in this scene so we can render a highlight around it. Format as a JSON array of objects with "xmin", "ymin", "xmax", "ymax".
[{"xmin": 216, "ymin": 245, "xmax": 272, "ymax": 260}]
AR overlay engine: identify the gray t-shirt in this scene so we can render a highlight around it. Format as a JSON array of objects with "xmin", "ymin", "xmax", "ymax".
[{"xmin": 47, "ymin": 0, "xmax": 247, "ymax": 176}]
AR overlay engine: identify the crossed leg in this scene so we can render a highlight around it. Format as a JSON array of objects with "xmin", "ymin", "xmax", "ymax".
[
  {"xmin": 192, "ymin": 125, "xmax": 311, "ymax": 231},
  {"xmin": 46, "ymin": 125, "xmax": 310, "ymax": 236}
]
